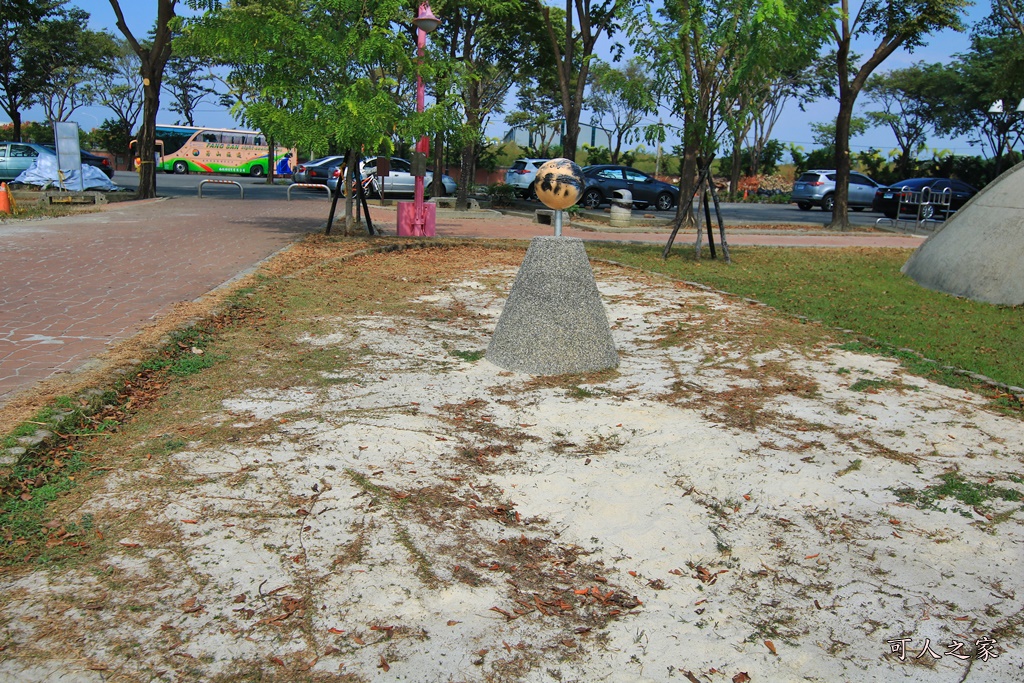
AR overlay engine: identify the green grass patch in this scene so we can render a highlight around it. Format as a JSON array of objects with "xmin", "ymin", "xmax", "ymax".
[
  {"xmin": 849, "ymin": 378, "xmax": 904, "ymax": 393},
  {"xmin": 892, "ymin": 472, "xmax": 1023, "ymax": 513},
  {"xmin": 587, "ymin": 244, "xmax": 1024, "ymax": 390},
  {"xmin": 448, "ymin": 348, "xmax": 486, "ymax": 363},
  {"xmin": 140, "ymin": 326, "xmax": 220, "ymax": 377},
  {"xmin": 836, "ymin": 459, "xmax": 862, "ymax": 477}
]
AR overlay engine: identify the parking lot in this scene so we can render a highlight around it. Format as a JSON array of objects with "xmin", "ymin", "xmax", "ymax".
[{"xmin": 114, "ymin": 171, "xmax": 888, "ymax": 228}]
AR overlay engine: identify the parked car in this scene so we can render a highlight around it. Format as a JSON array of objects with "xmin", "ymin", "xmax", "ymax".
[
  {"xmin": 41, "ymin": 146, "xmax": 115, "ymax": 179},
  {"xmin": 292, "ymin": 155, "xmax": 347, "ymax": 184},
  {"xmin": 791, "ymin": 169, "xmax": 880, "ymax": 212},
  {"xmin": 1, "ymin": 142, "xmax": 115, "ymax": 181},
  {"xmin": 580, "ymin": 165, "xmax": 679, "ymax": 211},
  {"xmin": 327, "ymin": 157, "xmax": 456, "ymax": 197},
  {"xmin": 871, "ymin": 177, "xmax": 978, "ymax": 220},
  {"xmin": 505, "ymin": 158, "xmax": 550, "ymax": 199}
]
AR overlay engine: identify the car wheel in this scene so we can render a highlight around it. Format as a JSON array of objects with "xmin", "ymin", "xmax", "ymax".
[
  {"xmin": 851, "ymin": 207, "xmax": 864, "ymax": 212},
  {"xmin": 920, "ymin": 204, "xmax": 934, "ymax": 220},
  {"xmin": 250, "ymin": 164, "xmax": 265, "ymax": 178},
  {"xmin": 527, "ymin": 182, "xmax": 538, "ymax": 201},
  {"xmin": 655, "ymin": 192, "xmax": 674, "ymax": 211},
  {"xmin": 172, "ymin": 160, "xmax": 189, "ymax": 175},
  {"xmin": 884, "ymin": 209, "xmax": 897, "ymax": 219},
  {"xmin": 582, "ymin": 188, "xmax": 603, "ymax": 209},
  {"xmin": 797, "ymin": 202, "xmax": 812, "ymax": 211},
  {"xmin": 821, "ymin": 194, "xmax": 835, "ymax": 212}
]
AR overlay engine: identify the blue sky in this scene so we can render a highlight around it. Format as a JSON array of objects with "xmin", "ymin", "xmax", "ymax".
[{"xmin": 11, "ymin": 0, "xmax": 993, "ymax": 159}]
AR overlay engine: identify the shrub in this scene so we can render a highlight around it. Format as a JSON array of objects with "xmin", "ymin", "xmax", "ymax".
[{"xmin": 487, "ymin": 183, "xmax": 518, "ymax": 207}]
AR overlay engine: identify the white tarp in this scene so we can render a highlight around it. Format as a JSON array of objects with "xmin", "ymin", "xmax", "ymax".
[{"xmin": 13, "ymin": 151, "xmax": 118, "ymax": 191}]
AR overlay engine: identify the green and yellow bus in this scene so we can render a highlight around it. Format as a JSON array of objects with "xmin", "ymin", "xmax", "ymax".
[{"xmin": 152, "ymin": 124, "xmax": 291, "ymax": 177}]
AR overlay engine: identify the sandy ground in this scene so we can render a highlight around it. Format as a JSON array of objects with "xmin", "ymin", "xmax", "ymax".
[{"xmin": 0, "ymin": 258, "xmax": 1021, "ymax": 683}]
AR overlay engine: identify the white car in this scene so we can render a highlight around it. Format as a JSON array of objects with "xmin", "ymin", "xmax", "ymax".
[
  {"xmin": 328, "ymin": 157, "xmax": 456, "ymax": 197},
  {"xmin": 505, "ymin": 158, "xmax": 550, "ymax": 199}
]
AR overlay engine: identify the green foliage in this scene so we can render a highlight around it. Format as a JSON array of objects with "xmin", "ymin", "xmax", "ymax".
[
  {"xmin": 789, "ymin": 144, "xmax": 835, "ymax": 174},
  {"xmin": 90, "ymin": 118, "xmax": 133, "ymax": 159},
  {"xmin": 811, "ymin": 119, "xmax": 868, "ymax": 147},
  {"xmin": 588, "ymin": 58, "xmax": 656, "ymax": 161},
  {"xmin": 583, "ymin": 145, "xmax": 611, "ymax": 165},
  {"xmin": 742, "ymin": 139, "xmax": 785, "ymax": 176},
  {"xmin": 485, "ymin": 182, "xmax": 517, "ymax": 207},
  {"xmin": 0, "ymin": 2, "xmax": 103, "ymax": 139},
  {"xmin": 180, "ymin": 0, "xmax": 421, "ymax": 157},
  {"xmin": 862, "ymin": 63, "xmax": 938, "ymax": 176},
  {"xmin": 0, "ymin": 121, "xmax": 53, "ymax": 144}
]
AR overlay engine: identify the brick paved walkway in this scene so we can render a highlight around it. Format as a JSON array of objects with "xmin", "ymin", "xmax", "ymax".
[
  {"xmin": 0, "ymin": 197, "xmax": 329, "ymax": 407},
  {"xmin": 0, "ymin": 197, "xmax": 925, "ymax": 410}
]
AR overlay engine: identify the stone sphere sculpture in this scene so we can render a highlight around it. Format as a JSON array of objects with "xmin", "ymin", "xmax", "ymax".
[{"xmin": 535, "ymin": 158, "xmax": 584, "ymax": 210}]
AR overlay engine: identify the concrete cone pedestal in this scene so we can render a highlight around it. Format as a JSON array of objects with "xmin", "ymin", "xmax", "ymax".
[{"xmin": 486, "ymin": 236, "xmax": 618, "ymax": 375}]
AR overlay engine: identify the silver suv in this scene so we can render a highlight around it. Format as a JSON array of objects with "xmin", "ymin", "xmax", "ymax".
[
  {"xmin": 791, "ymin": 170, "xmax": 880, "ymax": 212},
  {"xmin": 505, "ymin": 158, "xmax": 549, "ymax": 199}
]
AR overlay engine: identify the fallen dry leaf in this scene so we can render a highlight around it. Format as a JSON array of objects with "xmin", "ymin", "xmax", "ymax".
[
  {"xmin": 328, "ymin": 627, "xmax": 345, "ymax": 634},
  {"xmin": 733, "ymin": 673, "xmax": 751, "ymax": 683},
  {"xmin": 180, "ymin": 597, "xmax": 203, "ymax": 614},
  {"xmin": 378, "ymin": 655, "xmax": 390, "ymax": 672},
  {"xmin": 683, "ymin": 672, "xmax": 701, "ymax": 683},
  {"xmin": 765, "ymin": 640, "xmax": 777, "ymax": 655}
]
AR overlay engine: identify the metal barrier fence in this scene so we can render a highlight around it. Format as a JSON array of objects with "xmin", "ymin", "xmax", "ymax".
[
  {"xmin": 197, "ymin": 179, "xmax": 244, "ymax": 199},
  {"xmin": 875, "ymin": 185, "xmax": 952, "ymax": 231},
  {"xmin": 287, "ymin": 183, "xmax": 332, "ymax": 201}
]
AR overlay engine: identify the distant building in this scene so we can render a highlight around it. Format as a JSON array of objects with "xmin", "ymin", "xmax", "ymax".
[{"xmin": 503, "ymin": 122, "xmax": 612, "ymax": 150}]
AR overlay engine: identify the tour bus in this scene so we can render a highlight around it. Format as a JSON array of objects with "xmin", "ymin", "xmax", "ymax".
[{"xmin": 150, "ymin": 124, "xmax": 292, "ymax": 177}]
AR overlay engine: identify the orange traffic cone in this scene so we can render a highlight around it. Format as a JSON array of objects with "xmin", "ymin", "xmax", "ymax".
[{"xmin": 0, "ymin": 182, "xmax": 12, "ymax": 215}]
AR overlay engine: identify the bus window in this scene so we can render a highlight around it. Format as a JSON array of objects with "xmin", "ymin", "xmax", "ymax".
[{"xmin": 202, "ymin": 133, "xmax": 219, "ymax": 143}]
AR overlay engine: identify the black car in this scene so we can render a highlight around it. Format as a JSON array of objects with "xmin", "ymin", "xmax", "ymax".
[
  {"xmin": 42, "ymin": 145, "xmax": 115, "ymax": 179},
  {"xmin": 872, "ymin": 178, "xmax": 978, "ymax": 220},
  {"xmin": 580, "ymin": 165, "xmax": 679, "ymax": 211},
  {"xmin": 80, "ymin": 150, "xmax": 115, "ymax": 179},
  {"xmin": 292, "ymin": 155, "xmax": 347, "ymax": 185}
]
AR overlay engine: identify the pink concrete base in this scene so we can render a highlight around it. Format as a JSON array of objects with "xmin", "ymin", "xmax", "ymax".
[{"xmin": 397, "ymin": 202, "xmax": 436, "ymax": 237}]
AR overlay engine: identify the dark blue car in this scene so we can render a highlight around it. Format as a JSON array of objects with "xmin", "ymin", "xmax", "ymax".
[
  {"xmin": 872, "ymin": 177, "xmax": 978, "ymax": 220},
  {"xmin": 580, "ymin": 165, "xmax": 679, "ymax": 211}
]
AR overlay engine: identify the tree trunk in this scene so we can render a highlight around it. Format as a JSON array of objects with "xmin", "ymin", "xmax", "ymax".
[
  {"xmin": 136, "ymin": 75, "xmax": 161, "ymax": 199},
  {"xmin": 829, "ymin": 89, "xmax": 855, "ymax": 231},
  {"xmin": 562, "ymin": 115, "xmax": 580, "ymax": 161},
  {"xmin": 676, "ymin": 107, "xmax": 698, "ymax": 227},
  {"xmin": 431, "ymin": 131, "xmax": 444, "ymax": 200},
  {"xmin": 343, "ymin": 148, "xmax": 359, "ymax": 236},
  {"xmin": 612, "ymin": 130, "xmax": 624, "ymax": 165},
  {"xmin": 267, "ymin": 135, "xmax": 275, "ymax": 184},
  {"xmin": 730, "ymin": 141, "xmax": 742, "ymax": 198},
  {"xmin": 10, "ymin": 111, "xmax": 23, "ymax": 142}
]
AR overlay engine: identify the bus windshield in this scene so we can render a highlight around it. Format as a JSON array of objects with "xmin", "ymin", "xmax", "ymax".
[{"xmin": 151, "ymin": 124, "xmax": 290, "ymax": 178}]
